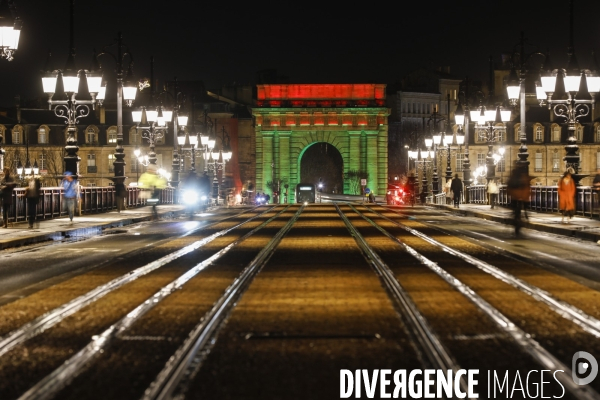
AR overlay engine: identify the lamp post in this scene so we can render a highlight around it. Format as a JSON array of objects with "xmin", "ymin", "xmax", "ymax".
[
  {"xmin": 131, "ymin": 57, "xmax": 169, "ymax": 173},
  {"xmin": 428, "ymin": 106, "xmax": 446, "ymax": 195},
  {"xmin": 505, "ymin": 32, "xmax": 546, "ymax": 174},
  {"xmin": 0, "ymin": 0, "xmax": 21, "ymax": 61},
  {"xmin": 95, "ymin": 32, "xmax": 138, "ymax": 187},
  {"xmin": 471, "ymin": 104, "xmax": 511, "ymax": 184},
  {"xmin": 533, "ymin": 1, "xmax": 600, "ymax": 185},
  {"xmin": 436, "ymin": 129, "xmax": 464, "ymax": 184},
  {"xmin": 15, "ymin": 134, "xmax": 39, "ymax": 182},
  {"xmin": 411, "ymin": 146, "xmax": 433, "ymax": 203},
  {"xmin": 158, "ymin": 78, "xmax": 186, "ymax": 188},
  {"xmin": 203, "ymin": 127, "xmax": 231, "ymax": 204},
  {"xmin": 41, "ymin": 1, "xmax": 104, "ymax": 177}
]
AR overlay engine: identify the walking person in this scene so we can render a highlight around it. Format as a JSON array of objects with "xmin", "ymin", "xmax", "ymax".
[
  {"xmin": 115, "ymin": 181, "xmax": 127, "ymax": 213},
  {"xmin": 450, "ymin": 173, "xmax": 463, "ymax": 208},
  {"xmin": 487, "ymin": 178, "xmax": 499, "ymax": 209},
  {"xmin": 61, "ymin": 171, "xmax": 79, "ymax": 223},
  {"xmin": 444, "ymin": 177, "xmax": 453, "ymax": 205},
  {"xmin": 0, "ymin": 167, "xmax": 17, "ymax": 228},
  {"xmin": 593, "ymin": 168, "xmax": 600, "ymax": 215},
  {"xmin": 558, "ymin": 168, "xmax": 576, "ymax": 224},
  {"xmin": 507, "ymin": 166, "xmax": 531, "ymax": 236},
  {"xmin": 138, "ymin": 165, "xmax": 166, "ymax": 220},
  {"xmin": 25, "ymin": 174, "xmax": 41, "ymax": 228}
]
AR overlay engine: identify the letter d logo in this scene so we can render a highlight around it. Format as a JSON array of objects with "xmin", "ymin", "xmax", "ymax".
[{"xmin": 572, "ymin": 351, "xmax": 598, "ymax": 385}]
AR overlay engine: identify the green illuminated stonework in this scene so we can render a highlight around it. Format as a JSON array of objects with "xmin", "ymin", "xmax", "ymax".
[{"xmin": 253, "ymin": 90, "xmax": 389, "ymax": 202}]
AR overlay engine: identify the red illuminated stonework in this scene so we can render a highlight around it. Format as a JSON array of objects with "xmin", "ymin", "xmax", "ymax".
[{"xmin": 253, "ymin": 84, "xmax": 390, "ymax": 201}]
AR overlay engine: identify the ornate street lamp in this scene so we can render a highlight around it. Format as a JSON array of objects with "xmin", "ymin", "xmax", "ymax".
[
  {"xmin": 427, "ymin": 106, "xmax": 446, "ymax": 195},
  {"xmin": 470, "ymin": 104, "xmax": 511, "ymax": 184},
  {"xmin": 131, "ymin": 57, "xmax": 168, "ymax": 173},
  {"xmin": 453, "ymin": 100, "xmax": 472, "ymax": 194},
  {"xmin": 505, "ymin": 32, "xmax": 546, "ymax": 173},
  {"xmin": 0, "ymin": 0, "xmax": 21, "ymax": 61},
  {"xmin": 157, "ymin": 78, "xmax": 186, "ymax": 187},
  {"xmin": 96, "ymin": 32, "xmax": 138, "ymax": 187},
  {"xmin": 41, "ymin": 48, "xmax": 101, "ymax": 176},
  {"xmin": 533, "ymin": 0, "xmax": 600, "ymax": 183},
  {"xmin": 203, "ymin": 128, "xmax": 231, "ymax": 204}
]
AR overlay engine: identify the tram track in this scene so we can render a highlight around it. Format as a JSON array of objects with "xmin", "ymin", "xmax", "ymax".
[
  {"xmin": 0, "ymin": 204, "xmax": 597, "ymax": 399},
  {"xmin": 335, "ymin": 204, "xmax": 473, "ymax": 399},
  {"xmin": 347, "ymin": 204, "xmax": 600, "ymax": 399},
  {"xmin": 0, "ymin": 206, "xmax": 284, "ymax": 399},
  {"xmin": 0, "ymin": 207, "xmax": 276, "ymax": 360},
  {"xmin": 18, "ymin": 206, "xmax": 296, "ymax": 400}
]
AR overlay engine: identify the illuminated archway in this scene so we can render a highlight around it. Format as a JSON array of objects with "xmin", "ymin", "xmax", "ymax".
[
  {"xmin": 299, "ymin": 142, "xmax": 344, "ymax": 193},
  {"xmin": 253, "ymin": 84, "xmax": 389, "ymax": 203}
]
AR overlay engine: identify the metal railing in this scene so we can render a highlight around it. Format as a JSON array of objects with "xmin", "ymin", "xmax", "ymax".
[
  {"xmin": 466, "ymin": 185, "xmax": 599, "ymax": 218},
  {"xmin": 2, "ymin": 186, "xmax": 176, "ymax": 224}
]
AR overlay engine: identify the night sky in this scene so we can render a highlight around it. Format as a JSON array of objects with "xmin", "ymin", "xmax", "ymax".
[{"xmin": 1, "ymin": 0, "xmax": 600, "ymax": 107}]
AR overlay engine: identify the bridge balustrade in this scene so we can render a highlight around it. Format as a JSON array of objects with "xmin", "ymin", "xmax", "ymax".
[
  {"xmin": 3, "ymin": 186, "xmax": 176, "ymax": 224},
  {"xmin": 467, "ymin": 185, "xmax": 599, "ymax": 218}
]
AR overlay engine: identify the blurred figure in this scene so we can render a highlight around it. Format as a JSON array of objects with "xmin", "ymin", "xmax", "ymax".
[
  {"xmin": 0, "ymin": 167, "xmax": 17, "ymax": 228},
  {"xmin": 487, "ymin": 178, "xmax": 499, "ymax": 209},
  {"xmin": 593, "ymin": 168, "xmax": 600, "ymax": 214},
  {"xmin": 450, "ymin": 174, "xmax": 463, "ymax": 208},
  {"xmin": 61, "ymin": 171, "xmax": 79, "ymax": 223},
  {"xmin": 507, "ymin": 166, "xmax": 531, "ymax": 236},
  {"xmin": 558, "ymin": 168, "xmax": 576, "ymax": 224},
  {"xmin": 115, "ymin": 181, "xmax": 127, "ymax": 213},
  {"xmin": 444, "ymin": 177, "xmax": 453, "ymax": 205},
  {"xmin": 138, "ymin": 165, "xmax": 167, "ymax": 220},
  {"xmin": 25, "ymin": 174, "xmax": 41, "ymax": 228}
]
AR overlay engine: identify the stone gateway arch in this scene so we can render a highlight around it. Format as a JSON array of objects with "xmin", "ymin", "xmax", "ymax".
[{"xmin": 252, "ymin": 84, "xmax": 389, "ymax": 202}]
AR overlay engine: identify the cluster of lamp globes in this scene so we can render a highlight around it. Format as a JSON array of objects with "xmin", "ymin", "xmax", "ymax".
[
  {"xmin": 0, "ymin": 1, "xmax": 21, "ymax": 61},
  {"xmin": 130, "ymin": 106, "xmax": 232, "ymax": 165},
  {"xmin": 506, "ymin": 65, "xmax": 600, "ymax": 106},
  {"xmin": 41, "ymin": 63, "xmax": 137, "ymax": 107},
  {"xmin": 407, "ymin": 134, "xmax": 465, "ymax": 161},
  {"xmin": 16, "ymin": 160, "xmax": 39, "ymax": 176}
]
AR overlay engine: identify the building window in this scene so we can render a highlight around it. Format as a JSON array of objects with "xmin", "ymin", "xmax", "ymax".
[
  {"xmin": 514, "ymin": 123, "xmax": 521, "ymax": 142},
  {"xmin": 87, "ymin": 153, "xmax": 97, "ymax": 173},
  {"xmin": 551, "ymin": 124, "xmax": 561, "ymax": 142},
  {"xmin": 86, "ymin": 126, "xmax": 98, "ymax": 144},
  {"xmin": 575, "ymin": 124, "xmax": 583, "ymax": 142},
  {"xmin": 39, "ymin": 153, "xmax": 46, "ymax": 171},
  {"xmin": 455, "ymin": 153, "xmax": 464, "ymax": 172},
  {"xmin": 131, "ymin": 156, "xmax": 140, "ymax": 173},
  {"xmin": 535, "ymin": 152, "xmax": 543, "ymax": 172},
  {"xmin": 38, "ymin": 125, "xmax": 49, "ymax": 144},
  {"xmin": 12, "ymin": 125, "xmax": 23, "ymax": 144},
  {"xmin": 496, "ymin": 124, "xmax": 506, "ymax": 142},
  {"xmin": 475, "ymin": 129, "xmax": 486, "ymax": 143},
  {"xmin": 477, "ymin": 153, "xmax": 486, "ymax": 167},
  {"xmin": 553, "ymin": 150, "xmax": 560, "ymax": 172},
  {"xmin": 108, "ymin": 154, "xmax": 115, "ymax": 173},
  {"xmin": 596, "ymin": 124, "xmax": 600, "ymax": 142},
  {"xmin": 497, "ymin": 158, "xmax": 505, "ymax": 172},
  {"xmin": 130, "ymin": 126, "xmax": 140, "ymax": 145},
  {"xmin": 534, "ymin": 125, "xmax": 543, "ymax": 142},
  {"xmin": 107, "ymin": 126, "xmax": 117, "ymax": 144}
]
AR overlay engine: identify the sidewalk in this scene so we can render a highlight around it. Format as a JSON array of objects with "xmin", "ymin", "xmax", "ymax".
[
  {"xmin": 432, "ymin": 202, "xmax": 600, "ymax": 243},
  {"xmin": 0, "ymin": 204, "xmax": 186, "ymax": 251}
]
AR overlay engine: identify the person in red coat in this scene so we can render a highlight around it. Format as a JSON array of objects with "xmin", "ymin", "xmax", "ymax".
[{"xmin": 558, "ymin": 168, "xmax": 576, "ymax": 223}]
